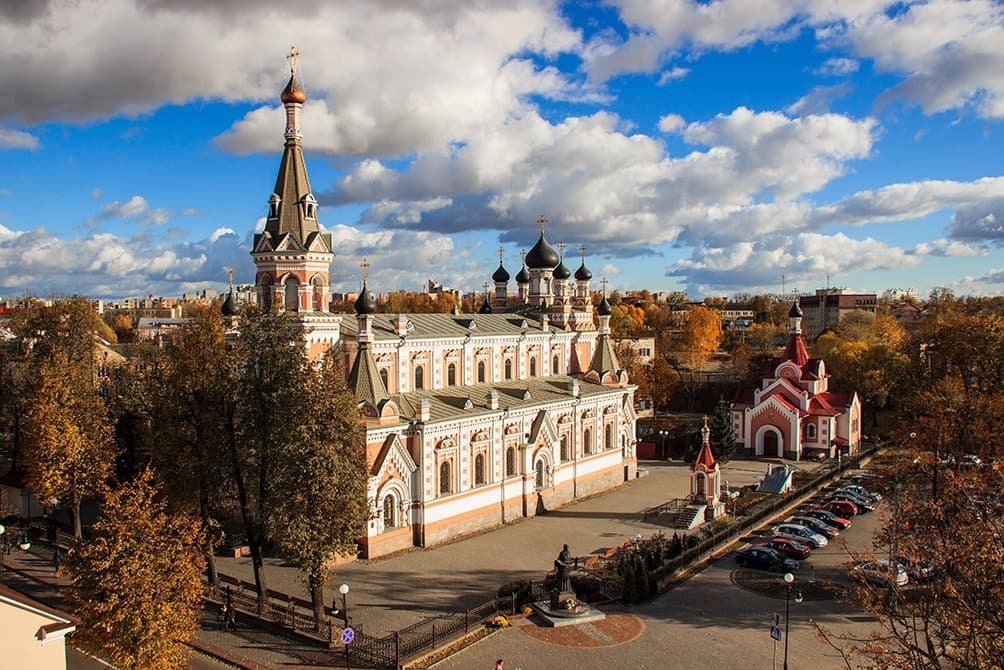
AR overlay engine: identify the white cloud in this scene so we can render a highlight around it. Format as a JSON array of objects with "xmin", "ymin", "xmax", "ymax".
[
  {"xmin": 657, "ymin": 113, "xmax": 686, "ymax": 133},
  {"xmin": 657, "ymin": 66, "xmax": 690, "ymax": 85},
  {"xmin": 910, "ymin": 238, "xmax": 987, "ymax": 257},
  {"xmin": 785, "ymin": 82, "xmax": 852, "ymax": 115},
  {"xmin": 814, "ymin": 57, "xmax": 860, "ymax": 77},
  {"xmin": 0, "ymin": 127, "xmax": 39, "ymax": 150},
  {"xmin": 84, "ymin": 195, "xmax": 170, "ymax": 227}
]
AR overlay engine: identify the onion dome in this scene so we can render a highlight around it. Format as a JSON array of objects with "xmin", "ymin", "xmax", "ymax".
[
  {"xmin": 280, "ymin": 73, "xmax": 307, "ymax": 104},
  {"xmin": 354, "ymin": 283, "xmax": 378, "ymax": 315},
  {"xmin": 597, "ymin": 295, "xmax": 612, "ymax": 316},
  {"xmin": 479, "ymin": 296, "xmax": 492, "ymax": 314},
  {"xmin": 788, "ymin": 301, "xmax": 802, "ymax": 318},
  {"xmin": 574, "ymin": 261, "xmax": 592, "ymax": 281},
  {"xmin": 492, "ymin": 262, "xmax": 510, "ymax": 283},
  {"xmin": 553, "ymin": 259, "xmax": 571, "ymax": 280},
  {"xmin": 221, "ymin": 291, "xmax": 237, "ymax": 317},
  {"xmin": 515, "ymin": 264, "xmax": 530, "ymax": 284},
  {"xmin": 525, "ymin": 232, "xmax": 560, "ymax": 269}
]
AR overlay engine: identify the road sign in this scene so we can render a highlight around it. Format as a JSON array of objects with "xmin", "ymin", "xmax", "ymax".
[
  {"xmin": 770, "ymin": 625, "xmax": 782, "ymax": 641},
  {"xmin": 341, "ymin": 627, "xmax": 355, "ymax": 644}
]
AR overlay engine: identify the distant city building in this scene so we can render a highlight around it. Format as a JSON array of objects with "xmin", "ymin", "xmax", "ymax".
[
  {"xmin": 730, "ymin": 302, "xmax": 861, "ymax": 461},
  {"xmin": 136, "ymin": 317, "xmax": 189, "ymax": 343},
  {"xmin": 798, "ymin": 288, "xmax": 878, "ymax": 339}
]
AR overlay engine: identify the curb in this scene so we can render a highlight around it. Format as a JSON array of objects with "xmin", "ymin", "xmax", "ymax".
[{"xmin": 188, "ymin": 639, "xmax": 274, "ymax": 670}]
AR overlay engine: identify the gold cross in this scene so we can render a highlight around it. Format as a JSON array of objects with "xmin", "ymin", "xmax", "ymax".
[
  {"xmin": 537, "ymin": 213, "xmax": 547, "ymax": 232},
  {"xmin": 287, "ymin": 46, "xmax": 299, "ymax": 74},
  {"xmin": 226, "ymin": 266, "xmax": 234, "ymax": 288},
  {"xmin": 600, "ymin": 277, "xmax": 608, "ymax": 296},
  {"xmin": 497, "ymin": 246, "xmax": 504, "ymax": 262},
  {"xmin": 360, "ymin": 257, "xmax": 370, "ymax": 282},
  {"xmin": 483, "ymin": 282, "xmax": 491, "ymax": 294},
  {"xmin": 520, "ymin": 250, "xmax": 526, "ymax": 265},
  {"xmin": 557, "ymin": 242, "xmax": 565, "ymax": 258},
  {"xmin": 579, "ymin": 245, "xmax": 587, "ymax": 261}
]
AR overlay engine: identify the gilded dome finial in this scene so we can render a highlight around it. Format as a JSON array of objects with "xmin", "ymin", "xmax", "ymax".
[{"xmin": 280, "ymin": 46, "xmax": 307, "ymax": 104}]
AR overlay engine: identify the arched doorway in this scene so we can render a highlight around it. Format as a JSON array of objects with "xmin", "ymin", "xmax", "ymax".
[{"xmin": 763, "ymin": 430, "xmax": 780, "ymax": 458}]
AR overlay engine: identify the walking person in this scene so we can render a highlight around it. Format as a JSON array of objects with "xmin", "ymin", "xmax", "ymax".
[
  {"xmin": 495, "ymin": 660, "xmax": 504, "ymax": 670},
  {"xmin": 52, "ymin": 547, "xmax": 61, "ymax": 575},
  {"xmin": 226, "ymin": 602, "xmax": 237, "ymax": 632}
]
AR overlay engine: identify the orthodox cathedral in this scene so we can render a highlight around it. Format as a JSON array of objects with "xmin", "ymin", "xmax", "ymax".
[{"xmin": 239, "ymin": 56, "xmax": 638, "ymax": 558}]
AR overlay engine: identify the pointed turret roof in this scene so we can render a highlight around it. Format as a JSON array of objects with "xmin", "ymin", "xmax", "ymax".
[
  {"xmin": 587, "ymin": 333, "xmax": 620, "ymax": 381},
  {"xmin": 348, "ymin": 344, "xmax": 389, "ymax": 406},
  {"xmin": 692, "ymin": 417, "xmax": 717, "ymax": 471},
  {"xmin": 784, "ymin": 300, "xmax": 809, "ymax": 366}
]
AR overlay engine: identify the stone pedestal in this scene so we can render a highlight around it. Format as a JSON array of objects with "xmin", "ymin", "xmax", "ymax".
[{"xmin": 550, "ymin": 588, "xmax": 576, "ymax": 610}]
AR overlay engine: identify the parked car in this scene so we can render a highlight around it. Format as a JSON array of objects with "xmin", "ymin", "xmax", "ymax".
[
  {"xmin": 838, "ymin": 484, "xmax": 882, "ymax": 501},
  {"xmin": 818, "ymin": 500, "xmax": 860, "ymax": 517},
  {"xmin": 753, "ymin": 537, "xmax": 812, "ymax": 560},
  {"xmin": 788, "ymin": 515, "xmax": 840, "ymax": 538},
  {"xmin": 850, "ymin": 559, "xmax": 909, "ymax": 587},
  {"xmin": 898, "ymin": 556, "xmax": 940, "ymax": 583},
  {"xmin": 774, "ymin": 523, "xmax": 828, "ymax": 548},
  {"xmin": 959, "ymin": 454, "xmax": 983, "ymax": 468},
  {"xmin": 735, "ymin": 546, "xmax": 800, "ymax": 573},
  {"xmin": 802, "ymin": 509, "xmax": 851, "ymax": 530},
  {"xmin": 827, "ymin": 493, "xmax": 875, "ymax": 513}
]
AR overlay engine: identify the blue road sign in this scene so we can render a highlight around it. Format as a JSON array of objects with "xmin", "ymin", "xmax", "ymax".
[
  {"xmin": 770, "ymin": 625, "xmax": 782, "ymax": 641},
  {"xmin": 341, "ymin": 627, "xmax": 355, "ymax": 644}
]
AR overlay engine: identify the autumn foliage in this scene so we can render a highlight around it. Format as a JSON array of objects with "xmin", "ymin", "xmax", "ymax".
[{"xmin": 68, "ymin": 468, "xmax": 205, "ymax": 670}]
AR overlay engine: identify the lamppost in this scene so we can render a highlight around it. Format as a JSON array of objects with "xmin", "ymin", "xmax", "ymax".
[
  {"xmin": 338, "ymin": 583, "xmax": 351, "ymax": 670},
  {"xmin": 782, "ymin": 572, "xmax": 802, "ymax": 670},
  {"xmin": 658, "ymin": 430, "xmax": 669, "ymax": 459}
]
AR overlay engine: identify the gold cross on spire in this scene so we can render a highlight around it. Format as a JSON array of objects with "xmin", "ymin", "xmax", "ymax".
[
  {"xmin": 287, "ymin": 46, "xmax": 300, "ymax": 74},
  {"xmin": 497, "ymin": 246, "xmax": 504, "ymax": 263},
  {"xmin": 600, "ymin": 277, "xmax": 608, "ymax": 297},
  {"xmin": 483, "ymin": 282, "xmax": 491, "ymax": 294},
  {"xmin": 537, "ymin": 213, "xmax": 547, "ymax": 232},
  {"xmin": 579, "ymin": 245, "xmax": 587, "ymax": 261},
  {"xmin": 360, "ymin": 257, "xmax": 370, "ymax": 283},
  {"xmin": 557, "ymin": 242, "xmax": 565, "ymax": 258},
  {"xmin": 226, "ymin": 266, "xmax": 234, "ymax": 289},
  {"xmin": 520, "ymin": 250, "xmax": 527, "ymax": 265}
]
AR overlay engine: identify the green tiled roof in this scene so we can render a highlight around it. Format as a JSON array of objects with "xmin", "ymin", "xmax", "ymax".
[{"xmin": 339, "ymin": 313, "xmax": 564, "ymax": 340}]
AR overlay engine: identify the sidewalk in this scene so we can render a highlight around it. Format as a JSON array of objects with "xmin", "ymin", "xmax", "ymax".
[{"xmin": 1, "ymin": 541, "xmax": 342, "ymax": 669}]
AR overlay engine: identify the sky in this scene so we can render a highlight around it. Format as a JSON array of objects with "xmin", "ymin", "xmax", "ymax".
[{"xmin": 1, "ymin": 0, "xmax": 1003, "ymax": 301}]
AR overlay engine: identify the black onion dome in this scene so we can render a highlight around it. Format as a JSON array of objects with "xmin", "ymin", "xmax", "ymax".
[
  {"xmin": 515, "ymin": 264, "xmax": 530, "ymax": 284},
  {"xmin": 788, "ymin": 301, "xmax": 802, "ymax": 318},
  {"xmin": 492, "ymin": 262, "xmax": 510, "ymax": 283},
  {"xmin": 574, "ymin": 261, "xmax": 592, "ymax": 281},
  {"xmin": 221, "ymin": 291, "xmax": 237, "ymax": 316},
  {"xmin": 553, "ymin": 259, "xmax": 571, "ymax": 280},
  {"xmin": 479, "ymin": 297, "xmax": 492, "ymax": 314},
  {"xmin": 354, "ymin": 283, "xmax": 378, "ymax": 315},
  {"xmin": 597, "ymin": 295, "xmax": 612, "ymax": 316},
  {"xmin": 525, "ymin": 232, "xmax": 560, "ymax": 269}
]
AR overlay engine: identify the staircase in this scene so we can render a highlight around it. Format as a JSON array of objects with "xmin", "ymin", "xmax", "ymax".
[{"xmin": 671, "ymin": 504, "xmax": 706, "ymax": 530}]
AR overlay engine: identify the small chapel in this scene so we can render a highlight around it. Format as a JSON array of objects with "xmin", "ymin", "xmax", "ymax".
[{"xmin": 729, "ymin": 302, "xmax": 861, "ymax": 460}]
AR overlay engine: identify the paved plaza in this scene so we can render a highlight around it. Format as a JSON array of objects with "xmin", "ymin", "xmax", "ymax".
[{"xmin": 215, "ymin": 458, "xmax": 825, "ymax": 636}]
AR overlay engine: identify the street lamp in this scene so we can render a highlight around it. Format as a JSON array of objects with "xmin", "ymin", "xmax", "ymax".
[
  {"xmin": 337, "ymin": 583, "xmax": 350, "ymax": 626},
  {"xmin": 658, "ymin": 430, "xmax": 669, "ymax": 459},
  {"xmin": 782, "ymin": 572, "xmax": 802, "ymax": 670}
]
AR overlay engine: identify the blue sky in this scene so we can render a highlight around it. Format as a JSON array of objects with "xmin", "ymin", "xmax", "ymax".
[{"xmin": 1, "ymin": 0, "xmax": 1002, "ymax": 301}]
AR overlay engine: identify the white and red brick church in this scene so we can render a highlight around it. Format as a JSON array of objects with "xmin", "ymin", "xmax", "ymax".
[{"xmin": 730, "ymin": 302, "xmax": 861, "ymax": 460}]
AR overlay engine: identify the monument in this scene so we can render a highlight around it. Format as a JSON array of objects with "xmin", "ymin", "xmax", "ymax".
[{"xmin": 532, "ymin": 544, "xmax": 607, "ymax": 627}]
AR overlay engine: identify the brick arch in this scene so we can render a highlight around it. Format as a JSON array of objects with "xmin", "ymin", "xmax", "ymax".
[{"xmin": 755, "ymin": 425, "xmax": 784, "ymax": 458}]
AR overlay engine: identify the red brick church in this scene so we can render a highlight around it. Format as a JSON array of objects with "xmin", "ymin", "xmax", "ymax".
[{"xmin": 730, "ymin": 302, "xmax": 861, "ymax": 460}]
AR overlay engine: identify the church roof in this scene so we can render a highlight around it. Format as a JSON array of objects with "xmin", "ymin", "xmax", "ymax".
[
  {"xmin": 347, "ymin": 343, "xmax": 390, "ymax": 406},
  {"xmin": 587, "ymin": 333, "xmax": 620, "ymax": 380},
  {"xmin": 783, "ymin": 330, "xmax": 809, "ymax": 366},
  {"xmin": 692, "ymin": 420, "xmax": 717, "ymax": 471},
  {"xmin": 525, "ymin": 232, "xmax": 559, "ymax": 269},
  {"xmin": 340, "ymin": 313, "xmax": 566, "ymax": 340}
]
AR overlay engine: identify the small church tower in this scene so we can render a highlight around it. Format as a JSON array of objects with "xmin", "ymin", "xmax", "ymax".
[{"xmin": 691, "ymin": 416, "xmax": 724, "ymax": 520}]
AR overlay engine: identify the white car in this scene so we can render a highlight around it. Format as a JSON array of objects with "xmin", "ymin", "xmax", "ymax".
[
  {"xmin": 774, "ymin": 523, "xmax": 828, "ymax": 548},
  {"xmin": 851, "ymin": 559, "xmax": 909, "ymax": 587}
]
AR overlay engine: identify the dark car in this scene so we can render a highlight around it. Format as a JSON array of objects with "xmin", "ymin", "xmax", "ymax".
[
  {"xmin": 735, "ymin": 546, "xmax": 800, "ymax": 572},
  {"xmin": 789, "ymin": 515, "xmax": 840, "ymax": 538},
  {"xmin": 802, "ymin": 508, "xmax": 852, "ymax": 529},
  {"xmin": 752, "ymin": 537, "xmax": 812, "ymax": 560},
  {"xmin": 829, "ymin": 492, "xmax": 875, "ymax": 512}
]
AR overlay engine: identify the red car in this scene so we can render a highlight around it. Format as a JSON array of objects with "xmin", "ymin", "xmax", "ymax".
[
  {"xmin": 819, "ymin": 500, "xmax": 859, "ymax": 517},
  {"xmin": 753, "ymin": 537, "xmax": 812, "ymax": 560}
]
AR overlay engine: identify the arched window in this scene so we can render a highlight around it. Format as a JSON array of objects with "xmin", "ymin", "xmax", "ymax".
[
  {"xmin": 477, "ymin": 361, "xmax": 486, "ymax": 383},
  {"xmin": 552, "ymin": 354, "xmax": 560, "ymax": 374},
  {"xmin": 268, "ymin": 194, "xmax": 280, "ymax": 218},
  {"xmin": 506, "ymin": 447, "xmax": 516, "ymax": 477},
  {"xmin": 583, "ymin": 428, "xmax": 592, "ymax": 455},
  {"xmin": 259, "ymin": 275, "xmax": 273, "ymax": 311},
  {"xmin": 284, "ymin": 277, "xmax": 300, "ymax": 311},
  {"xmin": 529, "ymin": 358, "xmax": 537, "ymax": 377},
  {"xmin": 560, "ymin": 435, "xmax": 569, "ymax": 462},
  {"xmin": 504, "ymin": 359, "xmax": 512, "ymax": 380},
  {"xmin": 535, "ymin": 460, "xmax": 545, "ymax": 489},
  {"xmin": 414, "ymin": 366, "xmax": 424, "ymax": 390},
  {"xmin": 311, "ymin": 276, "xmax": 324, "ymax": 311},
  {"xmin": 474, "ymin": 453, "xmax": 485, "ymax": 486},
  {"xmin": 382, "ymin": 494, "xmax": 396, "ymax": 529},
  {"xmin": 604, "ymin": 424, "xmax": 613, "ymax": 450},
  {"xmin": 439, "ymin": 462, "xmax": 451, "ymax": 495},
  {"xmin": 447, "ymin": 363, "xmax": 457, "ymax": 386},
  {"xmin": 806, "ymin": 423, "xmax": 817, "ymax": 439},
  {"xmin": 379, "ymin": 368, "xmax": 389, "ymax": 390}
]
